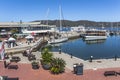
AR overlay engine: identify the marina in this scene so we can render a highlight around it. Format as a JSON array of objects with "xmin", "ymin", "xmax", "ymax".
[
  {"xmin": 50, "ymin": 35, "xmax": 120, "ymax": 60},
  {"xmin": 1, "ymin": 0, "xmax": 120, "ymax": 80}
]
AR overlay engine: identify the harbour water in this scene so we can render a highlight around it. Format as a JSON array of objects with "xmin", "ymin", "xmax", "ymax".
[{"xmin": 50, "ymin": 35, "xmax": 120, "ymax": 60}]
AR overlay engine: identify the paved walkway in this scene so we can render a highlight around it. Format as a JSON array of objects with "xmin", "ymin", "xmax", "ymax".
[
  {"xmin": 53, "ymin": 52, "xmax": 120, "ymax": 70},
  {"xmin": 7, "ymin": 51, "xmax": 120, "ymax": 70},
  {"xmin": 1, "ymin": 51, "xmax": 120, "ymax": 80},
  {"xmin": 1, "ymin": 61, "xmax": 120, "ymax": 80}
]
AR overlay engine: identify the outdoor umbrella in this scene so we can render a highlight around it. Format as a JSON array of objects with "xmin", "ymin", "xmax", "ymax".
[{"xmin": 8, "ymin": 37, "xmax": 16, "ymax": 41}]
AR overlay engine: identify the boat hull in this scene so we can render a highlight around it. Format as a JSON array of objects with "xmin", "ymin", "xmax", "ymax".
[
  {"xmin": 84, "ymin": 36, "xmax": 107, "ymax": 40},
  {"xmin": 48, "ymin": 38, "xmax": 68, "ymax": 44}
]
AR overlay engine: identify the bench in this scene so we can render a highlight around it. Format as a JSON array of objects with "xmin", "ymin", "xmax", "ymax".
[
  {"xmin": 10, "ymin": 56, "xmax": 21, "ymax": 62},
  {"xmin": 6, "ymin": 77, "xmax": 19, "ymax": 80},
  {"xmin": 8, "ymin": 65, "xmax": 18, "ymax": 70},
  {"xmin": 116, "ymin": 72, "xmax": 120, "ymax": 75},
  {"xmin": 104, "ymin": 71, "xmax": 117, "ymax": 76}
]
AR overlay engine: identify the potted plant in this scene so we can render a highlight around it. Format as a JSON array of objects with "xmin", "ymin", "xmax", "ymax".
[
  {"xmin": 31, "ymin": 61, "xmax": 39, "ymax": 69},
  {"xmin": 41, "ymin": 48, "xmax": 53, "ymax": 70},
  {"xmin": 50, "ymin": 58, "xmax": 66, "ymax": 74}
]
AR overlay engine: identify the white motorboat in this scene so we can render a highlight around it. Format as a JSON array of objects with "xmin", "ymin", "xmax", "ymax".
[
  {"xmin": 48, "ymin": 37, "xmax": 68, "ymax": 44},
  {"xmin": 83, "ymin": 29, "xmax": 107, "ymax": 40}
]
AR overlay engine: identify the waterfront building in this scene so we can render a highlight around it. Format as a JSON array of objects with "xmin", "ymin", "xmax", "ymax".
[
  {"xmin": 71, "ymin": 26, "xmax": 86, "ymax": 32},
  {"xmin": 0, "ymin": 22, "xmax": 56, "ymax": 37}
]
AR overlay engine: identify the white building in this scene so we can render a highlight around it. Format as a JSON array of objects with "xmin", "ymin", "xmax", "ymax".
[
  {"xmin": 0, "ymin": 22, "xmax": 56, "ymax": 35},
  {"xmin": 71, "ymin": 26, "xmax": 86, "ymax": 32}
]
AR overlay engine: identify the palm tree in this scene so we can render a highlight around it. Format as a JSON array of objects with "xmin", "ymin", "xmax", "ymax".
[{"xmin": 50, "ymin": 58, "xmax": 66, "ymax": 74}]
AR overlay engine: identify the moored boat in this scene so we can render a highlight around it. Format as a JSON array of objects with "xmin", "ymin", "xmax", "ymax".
[
  {"xmin": 83, "ymin": 29, "xmax": 107, "ymax": 40},
  {"xmin": 48, "ymin": 6, "xmax": 68, "ymax": 44},
  {"xmin": 48, "ymin": 37, "xmax": 68, "ymax": 44}
]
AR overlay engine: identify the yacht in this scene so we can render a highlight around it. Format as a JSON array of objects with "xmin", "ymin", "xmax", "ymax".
[
  {"xmin": 83, "ymin": 29, "xmax": 107, "ymax": 40},
  {"xmin": 48, "ymin": 6, "xmax": 68, "ymax": 44},
  {"xmin": 48, "ymin": 37, "xmax": 68, "ymax": 44}
]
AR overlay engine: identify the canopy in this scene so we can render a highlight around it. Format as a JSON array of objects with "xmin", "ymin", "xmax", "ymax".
[
  {"xmin": 8, "ymin": 37, "xmax": 16, "ymax": 41},
  {"xmin": 25, "ymin": 35, "xmax": 34, "ymax": 39}
]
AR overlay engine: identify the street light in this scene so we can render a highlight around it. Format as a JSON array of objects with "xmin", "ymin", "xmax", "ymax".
[
  {"xmin": 89, "ymin": 56, "xmax": 93, "ymax": 62},
  {"xmin": 59, "ymin": 46, "xmax": 61, "ymax": 54}
]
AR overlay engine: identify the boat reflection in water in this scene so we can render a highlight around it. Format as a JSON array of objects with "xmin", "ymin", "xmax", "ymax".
[{"xmin": 83, "ymin": 39, "xmax": 106, "ymax": 44}]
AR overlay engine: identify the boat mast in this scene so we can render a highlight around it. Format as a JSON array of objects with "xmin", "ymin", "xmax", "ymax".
[
  {"xmin": 46, "ymin": 8, "xmax": 49, "ymax": 25},
  {"xmin": 59, "ymin": 5, "xmax": 62, "ymax": 32}
]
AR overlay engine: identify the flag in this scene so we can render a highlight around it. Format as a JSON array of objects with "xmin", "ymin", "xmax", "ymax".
[{"xmin": 0, "ymin": 42, "xmax": 5, "ymax": 60}]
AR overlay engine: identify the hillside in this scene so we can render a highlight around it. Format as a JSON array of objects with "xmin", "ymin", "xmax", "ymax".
[{"xmin": 32, "ymin": 20, "xmax": 120, "ymax": 27}]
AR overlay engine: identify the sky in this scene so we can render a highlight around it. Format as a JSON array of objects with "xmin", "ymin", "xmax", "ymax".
[{"xmin": 0, "ymin": 0, "xmax": 120, "ymax": 22}]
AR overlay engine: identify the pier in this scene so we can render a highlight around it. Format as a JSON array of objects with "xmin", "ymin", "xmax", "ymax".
[
  {"xmin": 53, "ymin": 52, "xmax": 120, "ymax": 70},
  {"xmin": 5, "ymin": 38, "xmax": 47, "ymax": 54}
]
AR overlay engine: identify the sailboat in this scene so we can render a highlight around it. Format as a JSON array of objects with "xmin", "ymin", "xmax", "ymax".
[
  {"xmin": 48, "ymin": 6, "xmax": 68, "ymax": 44},
  {"xmin": 109, "ymin": 22, "xmax": 114, "ymax": 36}
]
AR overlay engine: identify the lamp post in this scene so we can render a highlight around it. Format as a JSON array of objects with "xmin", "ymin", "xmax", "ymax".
[
  {"xmin": 114, "ymin": 55, "xmax": 117, "ymax": 61},
  {"xmin": 89, "ymin": 56, "xmax": 93, "ymax": 62},
  {"xmin": 71, "ymin": 54, "xmax": 73, "ymax": 58},
  {"xmin": 59, "ymin": 46, "xmax": 61, "ymax": 54}
]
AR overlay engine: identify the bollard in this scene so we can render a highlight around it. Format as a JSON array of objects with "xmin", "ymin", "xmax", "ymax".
[
  {"xmin": 114, "ymin": 55, "xmax": 117, "ymax": 61},
  {"xmin": 71, "ymin": 54, "xmax": 73, "ymax": 58}
]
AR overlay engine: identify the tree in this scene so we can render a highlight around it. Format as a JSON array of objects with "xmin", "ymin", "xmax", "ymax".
[{"xmin": 41, "ymin": 48, "xmax": 53, "ymax": 69}]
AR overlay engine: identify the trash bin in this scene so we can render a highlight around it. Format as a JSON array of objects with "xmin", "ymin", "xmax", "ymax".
[{"xmin": 76, "ymin": 63, "xmax": 83, "ymax": 75}]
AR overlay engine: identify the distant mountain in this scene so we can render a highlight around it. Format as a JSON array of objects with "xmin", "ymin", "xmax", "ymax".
[{"xmin": 32, "ymin": 20, "xmax": 120, "ymax": 27}]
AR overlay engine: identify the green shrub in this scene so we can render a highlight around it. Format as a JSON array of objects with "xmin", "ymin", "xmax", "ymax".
[{"xmin": 50, "ymin": 58, "xmax": 66, "ymax": 74}]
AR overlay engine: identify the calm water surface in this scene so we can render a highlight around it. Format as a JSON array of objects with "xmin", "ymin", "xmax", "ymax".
[{"xmin": 50, "ymin": 35, "xmax": 120, "ymax": 60}]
